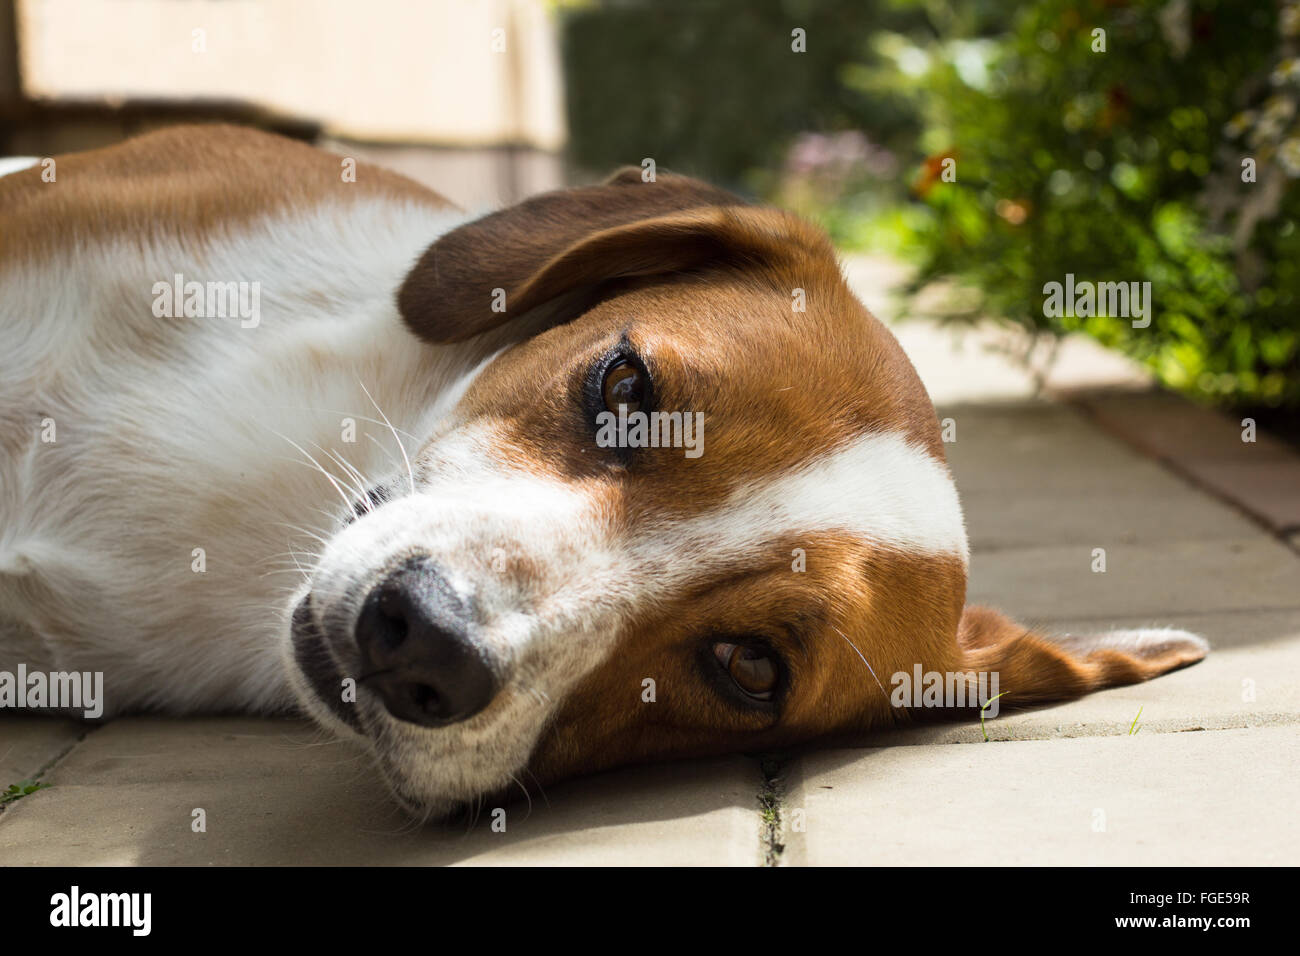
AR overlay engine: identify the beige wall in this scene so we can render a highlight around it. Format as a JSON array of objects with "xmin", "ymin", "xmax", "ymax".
[
  {"xmin": 320, "ymin": 138, "xmax": 564, "ymax": 212},
  {"xmin": 14, "ymin": 0, "xmax": 566, "ymax": 149}
]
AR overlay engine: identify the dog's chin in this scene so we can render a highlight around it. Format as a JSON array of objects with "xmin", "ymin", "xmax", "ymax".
[
  {"xmin": 369, "ymin": 761, "xmax": 467, "ymax": 821},
  {"xmin": 283, "ymin": 653, "xmax": 476, "ymax": 819}
]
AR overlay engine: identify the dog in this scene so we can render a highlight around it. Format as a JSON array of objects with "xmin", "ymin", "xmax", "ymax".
[{"xmin": 0, "ymin": 125, "xmax": 1207, "ymax": 819}]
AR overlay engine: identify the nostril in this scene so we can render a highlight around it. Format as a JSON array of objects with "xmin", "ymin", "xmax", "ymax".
[
  {"xmin": 410, "ymin": 683, "xmax": 440, "ymax": 716},
  {"xmin": 375, "ymin": 590, "xmax": 410, "ymax": 649}
]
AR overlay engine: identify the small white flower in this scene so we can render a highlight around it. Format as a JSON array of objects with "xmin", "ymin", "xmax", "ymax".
[
  {"xmin": 1251, "ymin": 116, "xmax": 1283, "ymax": 147},
  {"xmin": 1224, "ymin": 110, "xmax": 1257, "ymax": 138},
  {"xmin": 1271, "ymin": 57, "xmax": 1300, "ymax": 85},
  {"xmin": 1282, "ymin": 5, "xmax": 1300, "ymax": 38},
  {"xmin": 1263, "ymin": 95, "xmax": 1295, "ymax": 122},
  {"xmin": 1250, "ymin": 102, "xmax": 1292, "ymax": 146},
  {"xmin": 1279, "ymin": 138, "xmax": 1300, "ymax": 176}
]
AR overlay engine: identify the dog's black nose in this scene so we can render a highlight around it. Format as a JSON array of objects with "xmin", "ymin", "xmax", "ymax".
[{"xmin": 354, "ymin": 560, "xmax": 497, "ymax": 727}]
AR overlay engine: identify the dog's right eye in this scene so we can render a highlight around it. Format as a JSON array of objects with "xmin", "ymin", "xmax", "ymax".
[
  {"xmin": 712, "ymin": 641, "xmax": 780, "ymax": 701},
  {"xmin": 602, "ymin": 360, "xmax": 645, "ymax": 413}
]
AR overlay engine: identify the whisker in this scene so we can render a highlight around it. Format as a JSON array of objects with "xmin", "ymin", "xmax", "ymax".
[
  {"xmin": 313, "ymin": 442, "xmax": 370, "ymax": 506},
  {"xmin": 271, "ymin": 522, "xmax": 332, "ymax": 549},
  {"xmin": 358, "ymin": 378, "xmax": 415, "ymax": 496},
  {"xmin": 831, "ymin": 625, "xmax": 890, "ymax": 700},
  {"xmin": 260, "ymin": 405, "xmax": 423, "ymax": 442},
  {"xmin": 524, "ymin": 768, "xmax": 551, "ymax": 810},
  {"xmin": 327, "ymin": 447, "xmax": 381, "ymax": 511},
  {"xmin": 268, "ymin": 432, "xmax": 355, "ymax": 514}
]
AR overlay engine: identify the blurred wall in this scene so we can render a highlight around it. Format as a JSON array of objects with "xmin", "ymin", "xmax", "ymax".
[{"xmin": 0, "ymin": 0, "xmax": 567, "ymax": 208}]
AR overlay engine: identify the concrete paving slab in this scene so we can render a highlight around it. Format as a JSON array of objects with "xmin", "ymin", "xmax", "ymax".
[
  {"xmin": 1079, "ymin": 391, "xmax": 1300, "ymax": 537},
  {"xmin": 1174, "ymin": 458, "xmax": 1300, "ymax": 534},
  {"xmin": 961, "ymin": 487, "xmax": 1261, "ymax": 551},
  {"xmin": 782, "ymin": 726, "xmax": 1300, "ymax": 865},
  {"xmin": 1080, "ymin": 391, "xmax": 1295, "ymax": 463},
  {"xmin": 966, "ymin": 537, "xmax": 1300, "ymax": 620},
  {"xmin": 0, "ymin": 717, "xmax": 89, "ymax": 788},
  {"xmin": 0, "ymin": 718, "xmax": 761, "ymax": 866},
  {"xmin": 939, "ymin": 403, "xmax": 1191, "ymax": 495}
]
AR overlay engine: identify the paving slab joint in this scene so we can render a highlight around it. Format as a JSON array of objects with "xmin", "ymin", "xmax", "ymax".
[
  {"xmin": 0, "ymin": 721, "xmax": 104, "ymax": 822},
  {"xmin": 1068, "ymin": 394, "xmax": 1300, "ymax": 554},
  {"xmin": 755, "ymin": 754, "xmax": 790, "ymax": 867}
]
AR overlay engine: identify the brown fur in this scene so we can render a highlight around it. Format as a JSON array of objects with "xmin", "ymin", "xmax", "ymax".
[
  {"xmin": 0, "ymin": 124, "xmax": 449, "ymax": 268},
  {"xmin": 397, "ymin": 168, "xmax": 747, "ymax": 342}
]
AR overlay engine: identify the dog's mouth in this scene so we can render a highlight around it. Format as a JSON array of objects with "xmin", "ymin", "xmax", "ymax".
[{"xmin": 290, "ymin": 596, "xmax": 364, "ymax": 733}]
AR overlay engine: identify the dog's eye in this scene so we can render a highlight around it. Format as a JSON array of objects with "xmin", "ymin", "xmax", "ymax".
[
  {"xmin": 602, "ymin": 360, "xmax": 645, "ymax": 413},
  {"xmin": 713, "ymin": 642, "xmax": 779, "ymax": 700}
]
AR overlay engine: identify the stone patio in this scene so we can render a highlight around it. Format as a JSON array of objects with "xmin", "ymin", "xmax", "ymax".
[{"xmin": 3, "ymin": 257, "xmax": 1297, "ymax": 866}]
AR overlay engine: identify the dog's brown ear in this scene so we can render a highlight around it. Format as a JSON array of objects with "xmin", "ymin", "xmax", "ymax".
[
  {"xmin": 396, "ymin": 168, "xmax": 770, "ymax": 344},
  {"xmin": 956, "ymin": 606, "xmax": 1208, "ymax": 707}
]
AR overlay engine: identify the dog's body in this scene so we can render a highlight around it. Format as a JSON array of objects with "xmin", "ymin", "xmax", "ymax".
[
  {"xmin": 1, "ymin": 130, "xmax": 482, "ymax": 712},
  {"xmin": 0, "ymin": 127, "xmax": 1207, "ymax": 818}
]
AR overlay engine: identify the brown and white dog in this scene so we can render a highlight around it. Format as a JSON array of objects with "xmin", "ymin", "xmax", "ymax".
[{"xmin": 0, "ymin": 126, "xmax": 1206, "ymax": 819}]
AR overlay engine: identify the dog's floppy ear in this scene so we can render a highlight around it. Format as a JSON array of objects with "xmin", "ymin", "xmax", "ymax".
[
  {"xmin": 956, "ymin": 606, "xmax": 1208, "ymax": 707},
  {"xmin": 397, "ymin": 168, "xmax": 775, "ymax": 344}
]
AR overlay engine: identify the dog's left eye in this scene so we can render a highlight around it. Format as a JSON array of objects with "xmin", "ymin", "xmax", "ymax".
[
  {"xmin": 602, "ymin": 360, "xmax": 645, "ymax": 413},
  {"xmin": 713, "ymin": 642, "xmax": 779, "ymax": 701}
]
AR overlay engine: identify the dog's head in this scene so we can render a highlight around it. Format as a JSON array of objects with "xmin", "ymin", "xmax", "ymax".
[{"xmin": 286, "ymin": 169, "xmax": 1207, "ymax": 818}]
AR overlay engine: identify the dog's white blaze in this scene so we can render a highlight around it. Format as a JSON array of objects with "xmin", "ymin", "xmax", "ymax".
[
  {"xmin": 716, "ymin": 430, "xmax": 967, "ymax": 560},
  {"xmin": 0, "ymin": 157, "xmax": 39, "ymax": 178},
  {"xmin": 634, "ymin": 431, "xmax": 969, "ymax": 573}
]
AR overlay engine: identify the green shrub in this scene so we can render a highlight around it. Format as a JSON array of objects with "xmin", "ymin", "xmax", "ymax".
[
  {"xmin": 898, "ymin": 0, "xmax": 1300, "ymax": 408},
  {"xmin": 559, "ymin": 0, "xmax": 928, "ymax": 189}
]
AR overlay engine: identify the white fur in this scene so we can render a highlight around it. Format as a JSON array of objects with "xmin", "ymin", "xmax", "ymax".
[
  {"xmin": 297, "ymin": 434, "xmax": 608, "ymax": 811},
  {"xmin": 665, "ymin": 432, "xmax": 969, "ymax": 566},
  {"xmin": 0, "ymin": 157, "xmax": 39, "ymax": 178},
  {"xmin": 1053, "ymin": 627, "xmax": 1209, "ymax": 658},
  {"xmin": 0, "ymin": 198, "xmax": 474, "ymax": 712}
]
